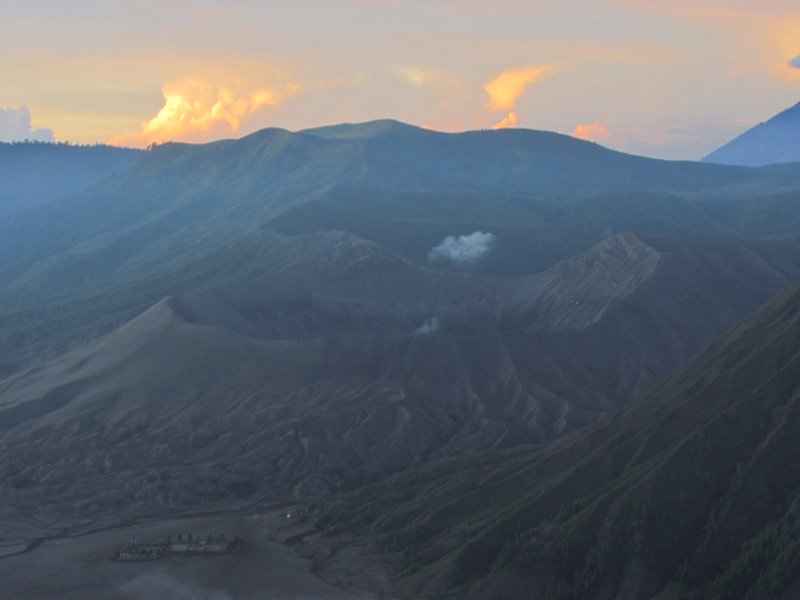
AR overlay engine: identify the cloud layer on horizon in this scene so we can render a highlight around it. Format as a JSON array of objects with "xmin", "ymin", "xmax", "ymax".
[
  {"xmin": 5, "ymin": 0, "xmax": 800, "ymax": 158},
  {"xmin": 0, "ymin": 107, "xmax": 54, "ymax": 143}
]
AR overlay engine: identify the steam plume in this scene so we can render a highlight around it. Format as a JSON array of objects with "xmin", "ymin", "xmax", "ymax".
[
  {"xmin": 413, "ymin": 317, "xmax": 441, "ymax": 335},
  {"xmin": 428, "ymin": 231, "xmax": 496, "ymax": 265}
]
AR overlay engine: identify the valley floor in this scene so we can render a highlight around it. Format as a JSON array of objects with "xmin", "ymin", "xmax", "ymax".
[{"xmin": 0, "ymin": 509, "xmax": 381, "ymax": 600}]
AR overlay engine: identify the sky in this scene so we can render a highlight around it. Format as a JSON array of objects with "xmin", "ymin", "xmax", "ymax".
[{"xmin": 1, "ymin": 0, "xmax": 799, "ymax": 159}]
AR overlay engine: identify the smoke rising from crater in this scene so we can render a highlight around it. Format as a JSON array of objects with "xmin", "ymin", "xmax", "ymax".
[
  {"xmin": 413, "ymin": 316, "xmax": 441, "ymax": 335},
  {"xmin": 428, "ymin": 231, "xmax": 496, "ymax": 265}
]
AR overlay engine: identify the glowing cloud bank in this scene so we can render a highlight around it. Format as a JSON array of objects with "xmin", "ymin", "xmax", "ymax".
[
  {"xmin": 428, "ymin": 231, "xmax": 497, "ymax": 265},
  {"xmin": 484, "ymin": 65, "xmax": 561, "ymax": 111},
  {"xmin": 110, "ymin": 77, "xmax": 300, "ymax": 147}
]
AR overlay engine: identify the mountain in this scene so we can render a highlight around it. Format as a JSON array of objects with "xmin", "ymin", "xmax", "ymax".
[
  {"xmin": 0, "ymin": 141, "xmax": 141, "ymax": 218},
  {"xmin": 4, "ymin": 119, "xmax": 800, "ymax": 598},
  {"xmin": 323, "ymin": 281, "xmax": 800, "ymax": 599},
  {"xmin": 4, "ymin": 122, "xmax": 800, "ymax": 374},
  {"xmin": 704, "ymin": 101, "xmax": 800, "ymax": 167},
  {"xmin": 2, "ymin": 230, "xmax": 800, "ymax": 530}
]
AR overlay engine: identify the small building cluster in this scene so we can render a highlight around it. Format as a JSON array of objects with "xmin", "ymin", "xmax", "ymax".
[{"xmin": 112, "ymin": 532, "xmax": 245, "ymax": 562}]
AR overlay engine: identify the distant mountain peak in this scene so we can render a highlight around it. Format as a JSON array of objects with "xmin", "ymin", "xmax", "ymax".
[{"xmin": 703, "ymin": 100, "xmax": 800, "ymax": 167}]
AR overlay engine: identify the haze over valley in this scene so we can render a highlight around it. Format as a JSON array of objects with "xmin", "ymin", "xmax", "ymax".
[{"xmin": 4, "ymin": 1, "xmax": 800, "ymax": 598}]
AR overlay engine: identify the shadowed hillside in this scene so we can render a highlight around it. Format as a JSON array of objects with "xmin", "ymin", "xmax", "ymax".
[
  {"xmin": 704, "ymin": 101, "xmax": 800, "ymax": 167},
  {"xmin": 4, "ymin": 123, "xmax": 800, "ymax": 375},
  {"xmin": 0, "ymin": 141, "xmax": 141, "ymax": 217},
  {"xmin": 323, "ymin": 282, "xmax": 800, "ymax": 599},
  {"xmin": 2, "ymin": 230, "xmax": 800, "ymax": 532}
]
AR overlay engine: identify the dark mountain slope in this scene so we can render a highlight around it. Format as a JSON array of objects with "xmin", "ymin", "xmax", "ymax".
[
  {"xmin": 2, "ymin": 232, "xmax": 800, "ymax": 531},
  {"xmin": 267, "ymin": 186, "xmax": 800, "ymax": 278},
  {"xmin": 4, "ymin": 123, "xmax": 800, "ymax": 375},
  {"xmin": 327, "ymin": 283, "xmax": 800, "ymax": 600},
  {"xmin": 304, "ymin": 120, "xmax": 761, "ymax": 195},
  {"xmin": 704, "ymin": 101, "xmax": 800, "ymax": 167},
  {"xmin": 0, "ymin": 142, "xmax": 141, "ymax": 217},
  {"xmin": 5, "ymin": 121, "xmax": 800, "ymax": 303}
]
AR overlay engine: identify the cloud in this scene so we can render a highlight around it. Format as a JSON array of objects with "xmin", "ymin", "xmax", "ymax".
[
  {"xmin": 572, "ymin": 122, "xmax": 610, "ymax": 142},
  {"xmin": 428, "ymin": 231, "xmax": 496, "ymax": 265},
  {"xmin": 791, "ymin": 55, "xmax": 800, "ymax": 69},
  {"xmin": 398, "ymin": 67, "xmax": 428, "ymax": 87},
  {"xmin": 395, "ymin": 66, "xmax": 468, "ymax": 116},
  {"xmin": 483, "ymin": 64, "xmax": 563, "ymax": 130},
  {"xmin": 0, "ymin": 106, "xmax": 55, "ymax": 142},
  {"xmin": 109, "ymin": 76, "xmax": 301, "ymax": 147},
  {"xmin": 483, "ymin": 65, "xmax": 562, "ymax": 111},
  {"xmin": 492, "ymin": 111, "xmax": 519, "ymax": 130},
  {"xmin": 413, "ymin": 316, "xmax": 441, "ymax": 335}
]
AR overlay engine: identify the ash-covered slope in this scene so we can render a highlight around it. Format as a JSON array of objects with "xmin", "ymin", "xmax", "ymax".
[
  {"xmin": 2, "ymin": 231, "xmax": 800, "ymax": 528},
  {"xmin": 704, "ymin": 101, "xmax": 800, "ymax": 167},
  {"xmin": 333, "ymin": 282, "xmax": 800, "ymax": 600}
]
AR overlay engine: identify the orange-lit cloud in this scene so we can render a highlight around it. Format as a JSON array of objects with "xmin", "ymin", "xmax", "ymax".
[
  {"xmin": 109, "ymin": 77, "xmax": 300, "ymax": 147},
  {"xmin": 483, "ymin": 64, "xmax": 562, "ymax": 111},
  {"xmin": 572, "ymin": 122, "xmax": 610, "ymax": 142},
  {"xmin": 492, "ymin": 111, "xmax": 519, "ymax": 130},
  {"xmin": 482, "ymin": 64, "xmax": 563, "ymax": 130}
]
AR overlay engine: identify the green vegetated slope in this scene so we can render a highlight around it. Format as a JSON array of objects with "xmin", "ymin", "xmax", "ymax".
[
  {"xmin": 0, "ymin": 142, "xmax": 142, "ymax": 217},
  {"xmin": 326, "ymin": 283, "xmax": 800, "ymax": 600}
]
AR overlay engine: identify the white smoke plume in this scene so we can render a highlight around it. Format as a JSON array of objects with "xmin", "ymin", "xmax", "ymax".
[
  {"xmin": 413, "ymin": 316, "xmax": 441, "ymax": 335},
  {"xmin": 428, "ymin": 231, "xmax": 496, "ymax": 265}
]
